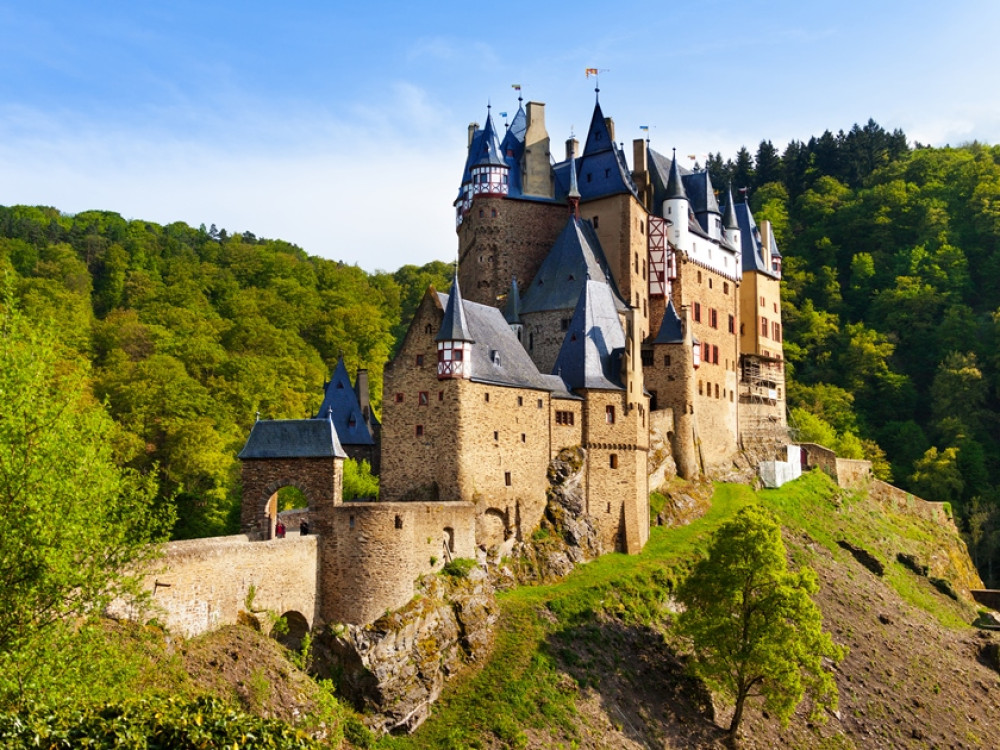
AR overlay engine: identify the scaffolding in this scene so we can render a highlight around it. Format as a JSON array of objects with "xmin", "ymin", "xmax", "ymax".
[{"xmin": 738, "ymin": 352, "xmax": 789, "ymax": 466}]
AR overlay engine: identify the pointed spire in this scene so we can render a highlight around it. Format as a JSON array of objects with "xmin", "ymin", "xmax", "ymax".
[
  {"xmin": 722, "ymin": 182, "xmax": 738, "ymax": 230},
  {"xmin": 653, "ymin": 299, "xmax": 684, "ymax": 344},
  {"xmin": 503, "ymin": 277, "xmax": 521, "ymax": 324},
  {"xmin": 665, "ymin": 148, "xmax": 687, "ymax": 200},
  {"xmin": 436, "ymin": 274, "xmax": 475, "ymax": 343}
]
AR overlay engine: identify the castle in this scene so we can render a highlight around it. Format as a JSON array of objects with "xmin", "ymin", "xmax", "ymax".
[{"xmin": 133, "ymin": 91, "xmax": 787, "ymax": 637}]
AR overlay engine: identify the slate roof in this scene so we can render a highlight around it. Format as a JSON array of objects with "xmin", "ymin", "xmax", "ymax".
[
  {"xmin": 520, "ymin": 216, "xmax": 627, "ymax": 315},
  {"xmin": 558, "ymin": 100, "xmax": 638, "ymax": 202},
  {"xmin": 684, "ymin": 171, "xmax": 720, "ymax": 217},
  {"xmin": 552, "ymin": 280, "xmax": 627, "ymax": 391},
  {"xmin": 313, "ymin": 357, "xmax": 375, "ymax": 446},
  {"xmin": 652, "ymin": 299, "xmax": 684, "ymax": 344},
  {"xmin": 436, "ymin": 274, "xmax": 475, "ymax": 343},
  {"xmin": 238, "ymin": 416, "xmax": 347, "ymax": 460},
  {"xmin": 435, "ymin": 291, "xmax": 552, "ymax": 390},
  {"xmin": 472, "ymin": 108, "xmax": 506, "ymax": 168},
  {"xmin": 500, "ymin": 104, "xmax": 526, "ymax": 196},
  {"xmin": 664, "ymin": 149, "xmax": 688, "ymax": 201},
  {"xmin": 722, "ymin": 184, "xmax": 739, "ymax": 230},
  {"xmin": 735, "ymin": 202, "xmax": 779, "ymax": 278}
]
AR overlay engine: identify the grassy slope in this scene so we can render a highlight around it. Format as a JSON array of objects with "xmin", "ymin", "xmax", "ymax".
[{"xmin": 377, "ymin": 472, "xmax": 1000, "ymax": 750}]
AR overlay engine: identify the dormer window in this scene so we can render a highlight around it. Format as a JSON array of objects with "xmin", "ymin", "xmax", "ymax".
[{"xmin": 490, "ymin": 350, "xmax": 501, "ymax": 366}]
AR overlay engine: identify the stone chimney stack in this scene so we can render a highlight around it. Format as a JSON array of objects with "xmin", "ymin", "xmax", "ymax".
[
  {"xmin": 566, "ymin": 137, "xmax": 579, "ymax": 161},
  {"xmin": 467, "ymin": 122, "xmax": 479, "ymax": 148},
  {"xmin": 523, "ymin": 102, "xmax": 553, "ymax": 198}
]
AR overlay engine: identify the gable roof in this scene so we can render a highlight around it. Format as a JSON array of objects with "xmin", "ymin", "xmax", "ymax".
[
  {"xmin": 735, "ymin": 202, "xmax": 779, "ymax": 278},
  {"xmin": 552, "ymin": 280, "xmax": 627, "ymax": 391},
  {"xmin": 313, "ymin": 357, "xmax": 375, "ymax": 446},
  {"xmin": 520, "ymin": 216, "xmax": 627, "ymax": 315},
  {"xmin": 435, "ymin": 291, "xmax": 551, "ymax": 391},
  {"xmin": 238, "ymin": 416, "xmax": 348, "ymax": 460}
]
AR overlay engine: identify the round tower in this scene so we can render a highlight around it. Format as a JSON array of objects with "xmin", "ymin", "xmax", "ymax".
[{"xmin": 436, "ymin": 274, "xmax": 475, "ymax": 380}]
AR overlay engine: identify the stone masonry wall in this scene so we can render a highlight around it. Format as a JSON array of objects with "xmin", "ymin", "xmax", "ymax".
[
  {"xmin": 110, "ymin": 534, "xmax": 319, "ymax": 638},
  {"xmin": 521, "ymin": 308, "xmax": 574, "ymax": 376},
  {"xmin": 241, "ymin": 457, "xmax": 342, "ymax": 539},
  {"xmin": 381, "ymin": 291, "xmax": 462, "ymax": 503},
  {"xmin": 323, "ymin": 501, "xmax": 476, "ymax": 626},
  {"xmin": 458, "ymin": 196, "xmax": 568, "ymax": 309},
  {"xmin": 673, "ymin": 257, "xmax": 740, "ymax": 473},
  {"xmin": 836, "ymin": 457, "xmax": 874, "ymax": 488}
]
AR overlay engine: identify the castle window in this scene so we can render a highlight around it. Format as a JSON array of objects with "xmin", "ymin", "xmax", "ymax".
[
  {"xmin": 704, "ymin": 342, "xmax": 711, "ymax": 363},
  {"xmin": 494, "ymin": 431, "xmax": 499, "ymax": 441},
  {"xmin": 529, "ymin": 332, "xmax": 534, "ymax": 350},
  {"xmin": 491, "ymin": 209, "xmax": 497, "ymax": 218},
  {"xmin": 605, "ymin": 168, "xmax": 611, "ymax": 178},
  {"xmin": 606, "ymin": 405, "xmax": 615, "ymax": 424},
  {"xmin": 555, "ymin": 410, "xmax": 574, "ymax": 426},
  {"xmin": 521, "ymin": 433, "xmax": 526, "ymax": 442},
  {"xmin": 634, "ymin": 253, "xmax": 639, "ymax": 273},
  {"xmin": 606, "ymin": 502, "xmax": 611, "ymax": 513},
  {"xmin": 728, "ymin": 314, "xmax": 735, "ymax": 334},
  {"xmin": 610, "ymin": 454, "xmax": 618, "ymax": 469},
  {"xmin": 587, "ymin": 174, "xmax": 593, "ymax": 183},
  {"xmin": 425, "ymin": 323, "xmax": 433, "ymax": 334},
  {"xmin": 643, "ymin": 299, "xmax": 647, "ymax": 316},
  {"xmin": 641, "ymin": 350, "xmax": 653, "ymax": 367},
  {"xmin": 419, "ymin": 391, "xmax": 429, "ymax": 405},
  {"xmin": 517, "ymin": 396, "xmax": 523, "ymax": 406},
  {"xmin": 708, "ymin": 278, "xmax": 713, "ymax": 289},
  {"xmin": 640, "ymin": 220, "xmax": 645, "ymax": 234},
  {"xmin": 760, "ymin": 296, "xmax": 766, "ymax": 307},
  {"xmin": 505, "ymin": 471, "xmax": 512, "ymax": 486},
  {"xmin": 479, "ymin": 209, "xmax": 484, "ymax": 218},
  {"xmin": 663, "ymin": 355, "xmax": 671, "ymax": 366},
  {"xmin": 415, "ymin": 354, "xmax": 424, "ymax": 366},
  {"xmin": 730, "ymin": 391, "xmax": 734, "ymax": 402},
  {"xmin": 740, "ymin": 323, "xmax": 745, "ymax": 335},
  {"xmin": 760, "ymin": 316, "xmax": 769, "ymax": 337},
  {"xmin": 693, "ymin": 302, "xmax": 701, "ymax": 322},
  {"xmin": 349, "ymin": 515, "xmax": 355, "ymax": 529},
  {"xmin": 697, "ymin": 271, "xmax": 702, "ymax": 283},
  {"xmin": 649, "ymin": 390, "xmax": 658, "ymax": 410},
  {"xmin": 715, "ymin": 383, "xmax": 720, "ymax": 399},
  {"xmin": 712, "ymin": 345, "xmax": 719, "ymax": 364},
  {"xmin": 561, "ymin": 318, "xmax": 570, "ymax": 331},
  {"xmin": 416, "ymin": 424, "xmax": 424, "ymax": 436},
  {"xmin": 485, "ymin": 392, "xmax": 490, "ymax": 402},
  {"xmin": 395, "ymin": 515, "xmax": 403, "ymax": 529},
  {"xmin": 438, "ymin": 391, "xmax": 444, "ymax": 401},
  {"xmin": 773, "ymin": 322, "xmax": 782, "ymax": 342},
  {"xmin": 710, "ymin": 309, "xmax": 718, "ymax": 328},
  {"xmin": 723, "ymin": 282, "xmax": 729, "ymax": 294},
  {"xmin": 395, "ymin": 393, "xmax": 404, "ymax": 403},
  {"xmin": 698, "ymin": 381, "xmax": 703, "ymax": 395},
  {"xmin": 592, "ymin": 215, "xmax": 599, "ymax": 227},
  {"xmin": 537, "ymin": 399, "xmax": 543, "ymax": 409},
  {"xmin": 774, "ymin": 302, "xmax": 778, "ymax": 313}
]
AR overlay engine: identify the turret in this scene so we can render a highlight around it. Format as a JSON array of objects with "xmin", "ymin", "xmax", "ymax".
[
  {"xmin": 436, "ymin": 274, "xmax": 475, "ymax": 380},
  {"xmin": 762, "ymin": 220, "xmax": 782, "ymax": 278},
  {"xmin": 663, "ymin": 149, "xmax": 689, "ymax": 250},
  {"xmin": 722, "ymin": 183, "xmax": 741, "ymax": 250},
  {"xmin": 469, "ymin": 106, "xmax": 509, "ymax": 198}
]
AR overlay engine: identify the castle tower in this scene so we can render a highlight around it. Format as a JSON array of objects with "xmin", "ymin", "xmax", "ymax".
[
  {"xmin": 663, "ymin": 149, "xmax": 690, "ymax": 251},
  {"xmin": 722, "ymin": 183, "xmax": 741, "ymax": 250},
  {"xmin": 436, "ymin": 274, "xmax": 475, "ymax": 380}
]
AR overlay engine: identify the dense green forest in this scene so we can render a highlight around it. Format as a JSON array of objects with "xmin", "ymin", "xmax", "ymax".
[
  {"xmin": 0, "ymin": 209, "xmax": 451, "ymax": 539},
  {"xmin": 708, "ymin": 122, "xmax": 1000, "ymax": 584},
  {"xmin": 2, "ymin": 120, "xmax": 1000, "ymax": 581}
]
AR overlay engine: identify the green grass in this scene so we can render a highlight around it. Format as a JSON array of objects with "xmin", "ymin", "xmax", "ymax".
[{"xmin": 381, "ymin": 473, "xmax": 977, "ymax": 748}]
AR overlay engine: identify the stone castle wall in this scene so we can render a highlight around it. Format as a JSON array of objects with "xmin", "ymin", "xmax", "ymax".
[
  {"xmin": 241, "ymin": 457, "xmax": 342, "ymax": 539},
  {"xmin": 109, "ymin": 534, "xmax": 319, "ymax": 638}
]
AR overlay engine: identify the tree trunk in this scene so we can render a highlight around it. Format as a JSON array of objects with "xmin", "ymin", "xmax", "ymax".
[{"xmin": 728, "ymin": 689, "xmax": 748, "ymax": 738}]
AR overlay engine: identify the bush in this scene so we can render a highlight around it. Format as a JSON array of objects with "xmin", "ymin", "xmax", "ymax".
[
  {"xmin": 442, "ymin": 558, "xmax": 477, "ymax": 578},
  {"xmin": 343, "ymin": 458, "xmax": 379, "ymax": 500},
  {"xmin": 0, "ymin": 695, "xmax": 322, "ymax": 749}
]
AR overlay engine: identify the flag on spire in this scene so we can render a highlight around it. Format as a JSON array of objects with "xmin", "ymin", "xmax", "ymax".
[
  {"xmin": 585, "ymin": 68, "xmax": 599, "ymax": 78},
  {"xmin": 639, "ymin": 125, "xmax": 649, "ymax": 131},
  {"xmin": 511, "ymin": 83, "xmax": 521, "ymax": 91}
]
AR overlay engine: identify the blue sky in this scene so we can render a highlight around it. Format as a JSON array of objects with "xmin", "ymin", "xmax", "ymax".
[{"xmin": 2, "ymin": 0, "xmax": 999, "ymax": 272}]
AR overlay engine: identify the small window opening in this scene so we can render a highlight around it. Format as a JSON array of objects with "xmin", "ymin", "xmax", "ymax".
[{"xmin": 395, "ymin": 515, "xmax": 403, "ymax": 529}]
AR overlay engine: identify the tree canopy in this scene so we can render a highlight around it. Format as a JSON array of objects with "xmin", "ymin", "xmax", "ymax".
[{"xmin": 677, "ymin": 505, "xmax": 844, "ymax": 738}]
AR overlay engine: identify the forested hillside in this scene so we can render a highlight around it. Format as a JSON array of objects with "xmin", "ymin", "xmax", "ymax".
[
  {"xmin": 707, "ymin": 122, "xmax": 1000, "ymax": 584},
  {"xmin": 2, "ymin": 121, "xmax": 1000, "ymax": 581},
  {"xmin": 0, "ymin": 207, "xmax": 451, "ymax": 539}
]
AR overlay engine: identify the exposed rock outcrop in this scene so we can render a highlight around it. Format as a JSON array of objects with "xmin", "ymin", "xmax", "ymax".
[{"xmin": 321, "ymin": 571, "xmax": 496, "ymax": 734}]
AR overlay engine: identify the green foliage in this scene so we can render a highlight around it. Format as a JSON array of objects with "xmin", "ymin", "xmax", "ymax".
[
  {"xmin": 343, "ymin": 457, "xmax": 379, "ymax": 500},
  {"xmin": 0, "ymin": 294, "xmax": 171, "ymax": 697},
  {"xmin": 676, "ymin": 505, "xmax": 845, "ymax": 736},
  {"xmin": 0, "ymin": 695, "xmax": 323, "ymax": 749},
  {"xmin": 441, "ymin": 558, "xmax": 476, "ymax": 578}
]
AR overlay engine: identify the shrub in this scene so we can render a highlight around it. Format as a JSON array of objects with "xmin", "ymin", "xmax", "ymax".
[{"xmin": 442, "ymin": 558, "xmax": 476, "ymax": 578}]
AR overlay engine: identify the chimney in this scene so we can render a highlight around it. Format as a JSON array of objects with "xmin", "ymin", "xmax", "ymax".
[
  {"xmin": 566, "ymin": 137, "xmax": 579, "ymax": 161},
  {"xmin": 355, "ymin": 369, "xmax": 372, "ymax": 428},
  {"xmin": 523, "ymin": 102, "xmax": 554, "ymax": 199},
  {"xmin": 604, "ymin": 117, "xmax": 615, "ymax": 143},
  {"xmin": 467, "ymin": 122, "xmax": 479, "ymax": 148},
  {"xmin": 632, "ymin": 138, "xmax": 646, "ymax": 174},
  {"xmin": 760, "ymin": 219, "xmax": 772, "ymax": 254}
]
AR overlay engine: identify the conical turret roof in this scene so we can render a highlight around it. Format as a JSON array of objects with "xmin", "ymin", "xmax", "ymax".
[
  {"xmin": 552, "ymin": 280, "xmax": 627, "ymax": 391},
  {"xmin": 652, "ymin": 299, "xmax": 684, "ymax": 345},
  {"xmin": 313, "ymin": 356, "xmax": 374, "ymax": 446},
  {"xmin": 436, "ymin": 274, "xmax": 475, "ymax": 342},
  {"xmin": 722, "ymin": 183, "xmax": 738, "ymax": 230},
  {"xmin": 665, "ymin": 149, "xmax": 687, "ymax": 200}
]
